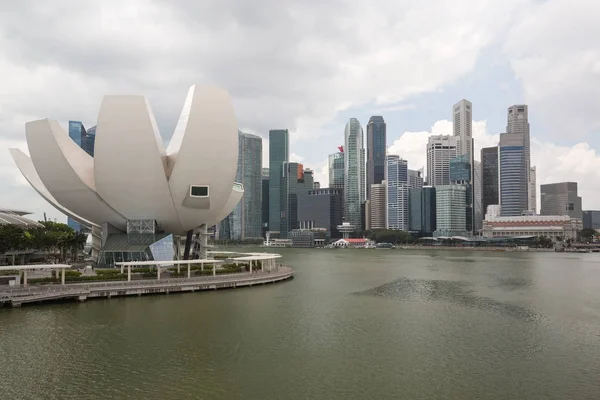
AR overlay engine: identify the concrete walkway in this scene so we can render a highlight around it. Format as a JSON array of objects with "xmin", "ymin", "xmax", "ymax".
[{"xmin": 0, "ymin": 267, "xmax": 293, "ymax": 308}]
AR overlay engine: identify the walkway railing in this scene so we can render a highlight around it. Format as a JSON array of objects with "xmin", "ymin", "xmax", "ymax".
[{"xmin": 0, "ymin": 267, "xmax": 292, "ymax": 302}]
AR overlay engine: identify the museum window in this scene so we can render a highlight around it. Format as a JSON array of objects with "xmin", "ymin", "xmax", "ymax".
[{"xmin": 190, "ymin": 185, "xmax": 209, "ymax": 197}]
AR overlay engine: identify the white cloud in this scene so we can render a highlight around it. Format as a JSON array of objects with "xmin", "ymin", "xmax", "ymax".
[
  {"xmin": 2, "ymin": 0, "xmax": 600, "ymax": 220},
  {"xmin": 505, "ymin": 0, "xmax": 600, "ymax": 139},
  {"xmin": 289, "ymin": 153, "xmax": 305, "ymax": 163},
  {"xmin": 313, "ymin": 158, "xmax": 330, "ymax": 188},
  {"xmin": 0, "ymin": 0, "xmax": 528, "ymax": 141}
]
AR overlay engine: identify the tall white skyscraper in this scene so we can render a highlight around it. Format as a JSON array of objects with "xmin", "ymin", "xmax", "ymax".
[
  {"xmin": 344, "ymin": 118, "xmax": 366, "ymax": 230},
  {"xmin": 453, "ymin": 99, "xmax": 473, "ymax": 164},
  {"xmin": 529, "ymin": 166, "xmax": 537, "ymax": 214},
  {"xmin": 386, "ymin": 155, "xmax": 409, "ymax": 231},
  {"xmin": 426, "ymin": 135, "xmax": 458, "ymax": 187},
  {"xmin": 453, "ymin": 99, "xmax": 475, "ymax": 234}
]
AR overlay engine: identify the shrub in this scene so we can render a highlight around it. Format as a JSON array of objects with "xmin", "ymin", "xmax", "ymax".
[{"xmin": 95, "ymin": 269, "xmax": 122, "ymax": 276}]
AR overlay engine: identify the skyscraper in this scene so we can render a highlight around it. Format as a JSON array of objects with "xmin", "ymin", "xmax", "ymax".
[
  {"xmin": 583, "ymin": 210, "xmax": 600, "ymax": 229},
  {"xmin": 453, "ymin": 100, "xmax": 474, "ymax": 234},
  {"xmin": 435, "ymin": 184, "xmax": 467, "ymax": 236},
  {"xmin": 280, "ymin": 164, "xmax": 314, "ymax": 238},
  {"xmin": 499, "ymin": 132, "xmax": 528, "ymax": 216},
  {"xmin": 369, "ymin": 183, "xmax": 387, "ymax": 230},
  {"xmin": 408, "ymin": 169, "xmax": 424, "ymax": 189},
  {"xmin": 328, "ymin": 149, "xmax": 345, "ymax": 190},
  {"xmin": 219, "ymin": 132, "xmax": 262, "ymax": 240},
  {"xmin": 82, "ymin": 125, "xmax": 96, "ymax": 157},
  {"xmin": 344, "ymin": 118, "xmax": 366, "ymax": 230},
  {"xmin": 236, "ymin": 131, "xmax": 263, "ymax": 239},
  {"xmin": 481, "ymin": 147, "xmax": 499, "ymax": 219},
  {"xmin": 540, "ymin": 182, "xmax": 582, "ymax": 220},
  {"xmin": 449, "ymin": 154, "xmax": 471, "ymax": 232},
  {"xmin": 449, "ymin": 154, "xmax": 471, "ymax": 183},
  {"xmin": 408, "ymin": 186, "xmax": 437, "ymax": 234},
  {"xmin": 426, "ymin": 135, "xmax": 458, "ymax": 187},
  {"xmin": 473, "ymin": 160, "xmax": 482, "ymax": 230},
  {"xmin": 529, "ymin": 167, "xmax": 537, "ymax": 213},
  {"xmin": 386, "ymin": 155, "xmax": 409, "ymax": 231},
  {"xmin": 408, "ymin": 188, "xmax": 422, "ymax": 232},
  {"xmin": 507, "ymin": 105, "xmax": 530, "ymax": 168},
  {"xmin": 507, "ymin": 105, "xmax": 531, "ymax": 210},
  {"xmin": 268, "ymin": 129, "xmax": 289, "ymax": 234},
  {"xmin": 422, "ymin": 186, "xmax": 437, "ymax": 234},
  {"xmin": 453, "ymin": 100, "xmax": 473, "ymax": 165},
  {"xmin": 298, "ymin": 187, "xmax": 343, "ymax": 239},
  {"xmin": 68, "ymin": 120, "xmax": 86, "ymax": 147},
  {"xmin": 67, "ymin": 121, "xmax": 95, "ymax": 231},
  {"xmin": 261, "ymin": 168, "xmax": 269, "ymax": 237},
  {"xmin": 366, "ymin": 116, "xmax": 386, "ymax": 199}
]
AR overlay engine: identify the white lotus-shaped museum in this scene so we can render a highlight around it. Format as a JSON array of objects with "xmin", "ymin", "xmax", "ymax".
[{"xmin": 9, "ymin": 84, "xmax": 244, "ymax": 236}]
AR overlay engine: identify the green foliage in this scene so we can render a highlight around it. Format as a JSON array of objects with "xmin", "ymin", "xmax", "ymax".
[
  {"xmin": 0, "ymin": 220, "xmax": 87, "ymax": 264},
  {"xmin": 28, "ymin": 273, "xmax": 128, "ymax": 284},
  {"xmin": 64, "ymin": 270, "xmax": 82, "ymax": 278},
  {"xmin": 0, "ymin": 269, "xmax": 20, "ymax": 276},
  {"xmin": 532, "ymin": 236, "xmax": 554, "ymax": 248},
  {"xmin": 95, "ymin": 269, "xmax": 123, "ymax": 276},
  {"xmin": 580, "ymin": 228, "xmax": 596, "ymax": 242},
  {"xmin": 367, "ymin": 229, "xmax": 414, "ymax": 244},
  {"xmin": 0, "ymin": 224, "xmax": 28, "ymax": 254},
  {"xmin": 210, "ymin": 238, "xmax": 264, "ymax": 245}
]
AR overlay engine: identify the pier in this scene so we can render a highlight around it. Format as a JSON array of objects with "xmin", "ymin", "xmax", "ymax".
[{"xmin": 0, "ymin": 252, "xmax": 292, "ymax": 308}]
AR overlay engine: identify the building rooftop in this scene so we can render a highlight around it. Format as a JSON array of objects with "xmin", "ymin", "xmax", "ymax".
[
  {"xmin": 486, "ymin": 215, "xmax": 576, "ymax": 223},
  {"xmin": 342, "ymin": 238, "xmax": 367, "ymax": 243},
  {"xmin": 0, "ymin": 209, "xmax": 43, "ymax": 229}
]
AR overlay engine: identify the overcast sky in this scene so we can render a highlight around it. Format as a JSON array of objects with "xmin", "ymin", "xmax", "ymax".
[{"xmin": 1, "ymin": 0, "xmax": 599, "ymax": 222}]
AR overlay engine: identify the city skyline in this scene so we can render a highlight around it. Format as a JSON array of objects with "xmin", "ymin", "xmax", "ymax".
[{"xmin": 1, "ymin": 1, "xmax": 600, "ymax": 222}]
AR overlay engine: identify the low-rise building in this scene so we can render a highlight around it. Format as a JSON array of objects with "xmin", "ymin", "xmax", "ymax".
[
  {"xmin": 289, "ymin": 229, "xmax": 315, "ymax": 248},
  {"xmin": 330, "ymin": 238, "xmax": 371, "ymax": 248},
  {"xmin": 481, "ymin": 215, "xmax": 582, "ymax": 240}
]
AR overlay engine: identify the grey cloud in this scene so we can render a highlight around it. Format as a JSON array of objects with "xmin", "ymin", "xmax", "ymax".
[{"xmin": 0, "ymin": 0, "xmax": 536, "ymax": 216}]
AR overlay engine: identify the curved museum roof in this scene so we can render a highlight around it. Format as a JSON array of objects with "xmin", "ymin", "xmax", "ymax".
[
  {"xmin": 0, "ymin": 209, "xmax": 43, "ymax": 229},
  {"xmin": 10, "ymin": 84, "xmax": 243, "ymax": 235}
]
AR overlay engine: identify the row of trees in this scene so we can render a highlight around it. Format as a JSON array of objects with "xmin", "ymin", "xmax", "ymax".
[{"xmin": 0, "ymin": 221, "xmax": 87, "ymax": 263}]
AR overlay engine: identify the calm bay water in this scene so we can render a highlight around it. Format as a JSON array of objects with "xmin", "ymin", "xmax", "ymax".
[{"xmin": 1, "ymin": 248, "xmax": 600, "ymax": 400}]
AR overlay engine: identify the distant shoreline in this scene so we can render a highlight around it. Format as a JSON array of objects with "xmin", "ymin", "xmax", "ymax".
[{"xmin": 394, "ymin": 245, "xmax": 554, "ymax": 252}]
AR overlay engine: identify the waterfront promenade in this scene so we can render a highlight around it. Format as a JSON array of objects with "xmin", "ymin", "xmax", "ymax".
[{"xmin": 0, "ymin": 266, "xmax": 293, "ymax": 307}]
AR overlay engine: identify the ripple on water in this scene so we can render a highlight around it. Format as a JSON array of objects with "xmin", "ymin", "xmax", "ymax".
[{"xmin": 355, "ymin": 277, "xmax": 544, "ymax": 322}]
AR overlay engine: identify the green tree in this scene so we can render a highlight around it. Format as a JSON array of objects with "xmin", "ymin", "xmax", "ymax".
[
  {"xmin": 0, "ymin": 220, "xmax": 80, "ymax": 263},
  {"xmin": 0, "ymin": 224, "xmax": 27, "ymax": 253},
  {"xmin": 580, "ymin": 228, "xmax": 596, "ymax": 242}
]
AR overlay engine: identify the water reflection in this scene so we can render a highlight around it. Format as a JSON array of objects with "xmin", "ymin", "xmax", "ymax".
[{"xmin": 356, "ymin": 277, "xmax": 543, "ymax": 322}]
